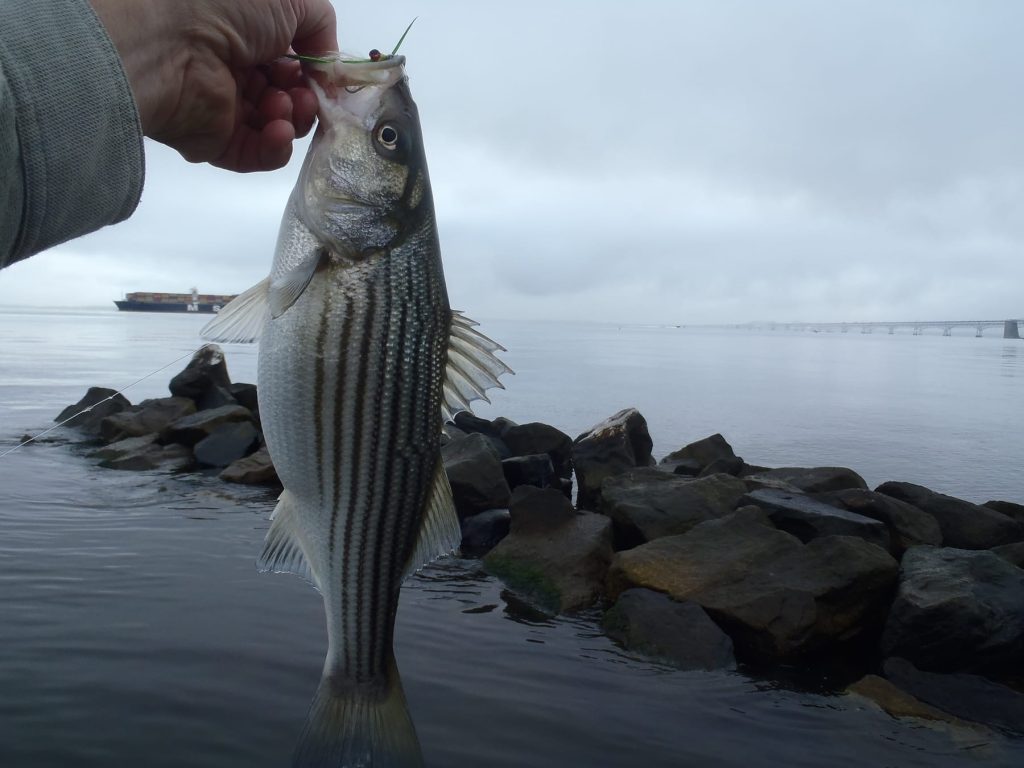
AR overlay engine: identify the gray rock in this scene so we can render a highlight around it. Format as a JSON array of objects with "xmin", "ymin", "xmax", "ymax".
[
  {"xmin": 55, "ymin": 387, "xmax": 131, "ymax": 436},
  {"xmin": 501, "ymin": 453, "xmax": 555, "ymax": 491},
  {"xmin": 219, "ymin": 446, "xmax": 279, "ymax": 485},
  {"xmin": 452, "ymin": 411, "xmax": 504, "ymax": 437},
  {"xmin": 601, "ymin": 470, "xmax": 748, "ymax": 548},
  {"xmin": 99, "ymin": 443, "xmax": 193, "ymax": 472},
  {"xmin": 98, "ymin": 396, "xmax": 196, "ymax": 442},
  {"xmin": 484, "ymin": 486, "xmax": 613, "ymax": 612},
  {"xmin": 168, "ymin": 344, "xmax": 232, "ymax": 401},
  {"xmin": 884, "ymin": 657, "xmax": 1024, "ymax": 735},
  {"xmin": 816, "ymin": 488, "xmax": 942, "ymax": 555},
  {"xmin": 881, "ymin": 546, "xmax": 1024, "ymax": 672},
  {"xmin": 460, "ymin": 508, "xmax": 510, "ymax": 555},
  {"xmin": 573, "ymin": 408, "xmax": 655, "ymax": 509},
  {"xmin": 747, "ymin": 466, "xmax": 868, "ymax": 494},
  {"xmin": 698, "ymin": 456, "xmax": 745, "ymax": 477},
  {"xmin": 664, "ymin": 458, "xmax": 702, "ymax": 476},
  {"xmin": 660, "ymin": 433, "xmax": 737, "ymax": 472},
  {"xmin": 602, "ymin": 589, "xmax": 736, "ymax": 670},
  {"xmin": 608, "ymin": 508, "xmax": 899, "ymax": 660},
  {"xmin": 442, "ymin": 433, "xmax": 512, "ymax": 519},
  {"xmin": 984, "ymin": 500, "xmax": 1024, "ymax": 526},
  {"xmin": 992, "ymin": 542, "xmax": 1024, "ymax": 568},
  {"xmin": 162, "ymin": 404, "xmax": 254, "ymax": 447},
  {"xmin": 229, "ymin": 382, "xmax": 259, "ymax": 414},
  {"xmin": 501, "ymin": 422, "xmax": 573, "ymax": 479},
  {"xmin": 88, "ymin": 433, "xmax": 158, "ymax": 460},
  {"xmin": 742, "ymin": 488, "xmax": 891, "ymax": 551},
  {"xmin": 194, "ymin": 421, "xmax": 259, "ymax": 468},
  {"xmin": 196, "ymin": 383, "xmax": 237, "ymax": 411},
  {"xmin": 876, "ymin": 481, "xmax": 1023, "ymax": 549}
]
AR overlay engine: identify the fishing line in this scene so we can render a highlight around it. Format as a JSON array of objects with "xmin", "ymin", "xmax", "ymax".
[{"xmin": 0, "ymin": 343, "xmax": 214, "ymax": 459}]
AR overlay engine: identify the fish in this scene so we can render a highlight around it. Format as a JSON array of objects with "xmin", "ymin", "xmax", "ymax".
[{"xmin": 201, "ymin": 52, "xmax": 510, "ymax": 767}]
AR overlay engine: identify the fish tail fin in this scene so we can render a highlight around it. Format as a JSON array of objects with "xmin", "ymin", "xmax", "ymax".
[{"xmin": 292, "ymin": 663, "xmax": 424, "ymax": 768}]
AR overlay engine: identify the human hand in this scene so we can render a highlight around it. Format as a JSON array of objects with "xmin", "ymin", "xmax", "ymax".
[{"xmin": 90, "ymin": 0, "xmax": 337, "ymax": 172}]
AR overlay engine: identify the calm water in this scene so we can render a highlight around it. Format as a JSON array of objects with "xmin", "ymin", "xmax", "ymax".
[{"xmin": 0, "ymin": 307, "xmax": 1021, "ymax": 767}]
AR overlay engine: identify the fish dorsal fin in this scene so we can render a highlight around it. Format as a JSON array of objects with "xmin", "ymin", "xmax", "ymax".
[
  {"xmin": 269, "ymin": 248, "xmax": 326, "ymax": 319},
  {"xmin": 441, "ymin": 311, "xmax": 513, "ymax": 423},
  {"xmin": 258, "ymin": 490, "xmax": 323, "ymax": 593},
  {"xmin": 200, "ymin": 277, "xmax": 270, "ymax": 343},
  {"xmin": 403, "ymin": 460, "xmax": 460, "ymax": 580}
]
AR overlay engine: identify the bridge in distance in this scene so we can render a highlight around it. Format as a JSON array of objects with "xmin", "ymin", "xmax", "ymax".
[{"xmin": 734, "ymin": 318, "xmax": 1023, "ymax": 338}]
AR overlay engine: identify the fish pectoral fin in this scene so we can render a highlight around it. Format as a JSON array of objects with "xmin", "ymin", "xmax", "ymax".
[
  {"xmin": 258, "ymin": 490, "xmax": 323, "ymax": 593},
  {"xmin": 441, "ymin": 311, "xmax": 514, "ymax": 423},
  {"xmin": 403, "ymin": 460, "xmax": 461, "ymax": 580},
  {"xmin": 200, "ymin": 277, "xmax": 271, "ymax": 343},
  {"xmin": 268, "ymin": 247, "xmax": 327, "ymax": 319}
]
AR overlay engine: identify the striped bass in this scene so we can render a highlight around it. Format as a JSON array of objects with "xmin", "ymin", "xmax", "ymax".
[{"xmin": 202, "ymin": 52, "xmax": 509, "ymax": 767}]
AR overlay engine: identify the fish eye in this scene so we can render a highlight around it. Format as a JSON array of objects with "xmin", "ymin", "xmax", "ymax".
[{"xmin": 377, "ymin": 124, "xmax": 399, "ymax": 150}]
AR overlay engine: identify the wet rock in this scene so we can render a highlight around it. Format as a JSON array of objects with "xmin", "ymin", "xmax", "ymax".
[
  {"xmin": 984, "ymin": 500, "xmax": 1024, "ymax": 526},
  {"xmin": 501, "ymin": 422, "xmax": 573, "ymax": 479},
  {"xmin": 88, "ymin": 433, "xmax": 158, "ymax": 461},
  {"xmin": 876, "ymin": 481, "xmax": 1023, "ymax": 549},
  {"xmin": 442, "ymin": 433, "xmax": 512, "ymax": 519},
  {"xmin": 484, "ymin": 486, "xmax": 613, "ymax": 612},
  {"xmin": 665, "ymin": 457, "xmax": 702, "ymax": 477},
  {"xmin": 608, "ymin": 508, "xmax": 899, "ymax": 660},
  {"xmin": 747, "ymin": 467, "xmax": 868, "ymax": 494},
  {"xmin": 600, "ymin": 469, "xmax": 748, "ymax": 548},
  {"xmin": 602, "ymin": 588, "xmax": 736, "ymax": 670},
  {"xmin": 741, "ymin": 488, "xmax": 891, "ymax": 552},
  {"xmin": 815, "ymin": 488, "xmax": 942, "ymax": 555},
  {"xmin": 884, "ymin": 657, "xmax": 1024, "ymax": 735},
  {"xmin": 846, "ymin": 675, "xmax": 972, "ymax": 726},
  {"xmin": 460, "ymin": 508, "xmax": 510, "ymax": 555},
  {"xmin": 162, "ymin": 404, "xmax": 254, "ymax": 447},
  {"xmin": 698, "ymin": 456, "xmax": 745, "ymax": 477},
  {"xmin": 99, "ymin": 443, "xmax": 193, "ymax": 472},
  {"xmin": 992, "ymin": 542, "xmax": 1024, "ymax": 568},
  {"xmin": 219, "ymin": 446, "xmax": 279, "ymax": 485},
  {"xmin": 98, "ymin": 396, "xmax": 196, "ymax": 443},
  {"xmin": 501, "ymin": 453, "xmax": 555, "ymax": 491},
  {"xmin": 881, "ymin": 546, "xmax": 1024, "ymax": 673},
  {"xmin": 55, "ymin": 387, "xmax": 131, "ymax": 436},
  {"xmin": 660, "ymin": 433, "xmax": 738, "ymax": 473},
  {"xmin": 168, "ymin": 344, "xmax": 232, "ymax": 401},
  {"xmin": 573, "ymin": 408, "xmax": 655, "ymax": 509},
  {"xmin": 194, "ymin": 422, "xmax": 260, "ymax": 468}
]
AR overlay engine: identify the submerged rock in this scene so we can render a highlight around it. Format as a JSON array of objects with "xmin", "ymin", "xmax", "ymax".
[
  {"xmin": 219, "ymin": 446, "xmax": 279, "ymax": 485},
  {"xmin": 741, "ymin": 488, "xmax": 891, "ymax": 552},
  {"xmin": 55, "ymin": 387, "xmax": 131, "ymax": 436},
  {"xmin": 88, "ymin": 433, "xmax": 158, "ymax": 461},
  {"xmin": 99, "ymin": 442, "xmax": 193, "ymax": 472},
  {"xmin": 442, "ymin": 433, "xmax": 512, "ymax": 519},
  {"xmin": 573, "ymin": 408, "xmax": 655, "ymax": 509},
  {"xmin": 98, "ymin": 396, "xmax": 196, "ymax": 443},
  {"xmin": 846, "ymin": 674, "xmax": 973, "ymax": 727}
]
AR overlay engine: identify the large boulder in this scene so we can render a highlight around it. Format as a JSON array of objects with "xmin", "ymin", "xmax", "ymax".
[
  {"xmin": 741, "ymin": 488, "xmax": 891, "ymax": 552},
  {"xmin": 602, "ymin": 588, "xmax": 736, "ymax": 670},
  {"xmin": 659, "ymin": 433, "xmax": 738, "ymax": 474},
  {"xmin": 984, "ymin": 500, "xmax": 1024, "ymax": 526},
  {"xmin": 55, "ymin": 387, "xmax": 131, "ymax": 436},
  {"xmin": 219, "ymin": 446, "xmax": 279, "ymax": 485},
  {"xmin": 98, "ymin": 396, "xmax": 196, "ymax": 443},
  {"xmin": 501, "ymin": 422, "xmax": 573, "ymax": 479},
  {"xmin": 572, "ymin": 408, "xmax": 655, "ymax": 509},
  {"xmin": 501, "ymin": 454, "xmax": 555, "ymax": 492},
  {"xmin": 193, "ymin": 422, "xmax": 260, "ymax": 468},
  {"xmin": 450, "ymin": 412, "xmax": 512, "ymax": 458},
  {"xmin": 815, "ymin": 488, "xmax": 942, "ymax": 555},
  {"xmin": 608, "ymin": 508, "xmax": 899, "ymax": 660},
  {"xmin": 162, "ymin": 404, "xmax": 254, "ymax": 447},
  {"xmin": 442, "ymin": 433, "xmax": 512, "ymax": 519},
  {"xmin": 459, "ymin": 508, "xmax": 510, "ymax": 555},
  {"xmin": 746, "ymin": 466, "xmax": 868, "ymax": 494},
  {"xmin": 98, "ymin": 442, "xmax": 193, "ymax": 472},
  {"xmin": 484, "ymin": 486, "xmax": 613, "ymax": 613},
  {"xmin": 600, "ymin": 469, "xmax": 747, "ymax": 548},
  {"xmin": 992, "ymin": 542, "xmax": 1024, "ymax": 568},
  {"xmin": 876, "ymin": 481, "xmax": 1023, "ymax": 549},
  {"xmin": 168, "ymin": 344, "xmax": 232, "ymax": 402},
  {"xmin": 881, "ymin": 546, "xmax": 1024, "ymax": 673}
]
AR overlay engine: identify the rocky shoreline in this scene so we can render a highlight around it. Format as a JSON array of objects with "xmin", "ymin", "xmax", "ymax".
[{"xmin": 49, "ymin": 345, "xmax": 1024, "ymax": 737}]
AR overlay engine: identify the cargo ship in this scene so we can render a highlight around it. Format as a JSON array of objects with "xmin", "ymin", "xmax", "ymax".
[{"xmin": 114, "ymin": 288, "xmax": 237, "ymax": 314}]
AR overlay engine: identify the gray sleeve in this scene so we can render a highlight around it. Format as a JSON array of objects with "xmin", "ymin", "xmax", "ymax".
[{"xmin": 0, "ymin": 0, "xmax": 145, "ymax": 269}]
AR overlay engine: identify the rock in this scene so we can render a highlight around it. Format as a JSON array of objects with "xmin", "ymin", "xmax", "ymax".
[
  {"xmin": 608, "ymin": 508, "xmax": 899, "ymax": 659},
  {"xmin": 98, "ymin": 443, "xmax": 193, "ymax": 472},
  {"xmin": 196, "ymin": 383, "xmax": 237, "ymax": 411},
  {"xmin": 698, "ymin": 456, "xmax": 745, "ymax": 477},
  {"xmin": 484, "ymin": 486, "xmax": 613, "ymax": 612},
  {"xmin": 815, "ymin": 488, "xmax": 942, "ymax": 555},
  {"xmin": 501, "ymin": 453, "xmax": 555, "ymax": 491},
  {"xmin": 452, "ymin": 410, "xmax": 504, "ymax": 437},
  {"xmin": 984, "ymin": 500, "xmax": 1024, "ymax": 526},
  {"xmin": 501, "ymin": 422, "xmax": 573, "ymax": 479},
  {"xmin": 600, "ymin": 470, "xmax": 748, "ymax": 548},
  {"xmin": 162, "ymin": 404, "xmax": 254, "ymax": 447},
  {"xmin": 229, "ymin": 382, "xmax": 260, "ymax": 414},
  {"xmin": 741, "ymin": 488, "xmax": 891, "ymax": 552},
  {"xmin": 884, "ymin": 657, "xmax": 1024, "ymax": 735},
  {"xmin": 846, "ymin": 674, "xmax": 972, "ymax": 726},
  {"xmin": 660, "ymin": 433, "xmax": 738, "ymax": 472},
  {"xmin": 881, "ymin": 546, "xmax": 1024, "ymax": 673},
  {"xmin": 747, "ymin": 467, "xmax": 868, "ymax": 494},
  {"xmin": 572, "ymin": 408, "xmax": 655, "ymax": 509},
  {"xmin": 55, "ymin": 387, "xmax": 131, "ymax": 436},
  {"xmin": 876, "ymin": 481, "xmax": 1023, "ymax": 549},
  {"xmin": 664, "ymin": 458, "xmax": 702, "ymax": 476},
  {"xmin": 992, "ymin": 542, "xmax": 1024, "ymax": 568},
  {"xmin": 98, "ymin": 396, "xmax": 196, "ymax": 443},
  {"xmin": 193, "ymin": 422, "xmax": 259, "ymax": 468},
  {"xmin": 602, "ymin": 588, "xmax": 736, "ymax": 670},
  {"xmin": 442, "ymin": 433, "xmax": 512, "ymax": 519},
  {"xmin": 168, "ymin": 344, "xmax": 232, "ymax": 402},
  {"xmin": 88, "ymin": 433, "xmax": 158, "ymax": 461},
  {"xmin": 460, "ymin": 508, "xmax": 510, "ymax": 555},
  {"xmin": 219, "ymin": 446, "xmax": 279, "ymax": 485}
]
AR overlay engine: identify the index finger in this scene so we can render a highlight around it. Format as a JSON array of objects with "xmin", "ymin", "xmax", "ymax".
[{"xmin": 291, "ymin": 0, "xmax": 338, "ymax": 55}]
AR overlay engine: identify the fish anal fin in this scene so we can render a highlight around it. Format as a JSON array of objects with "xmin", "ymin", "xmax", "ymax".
[
  {"xmin": 441, "ymin": 311, "xmax": 513, "ymax": 423},
  {"xmin": 269, "ymin": 248, "xmax": 327, "ymax": 319},
  {"xmin": 258, "ymin": 490, "xmax": 323, "ymax": 593},
  {"xmin": 200, "ymin": 277, "xmax": 270, "ymax": 343},
  {"xmin": 403, "ymin": 460, "xmax": 460, "ymax": 580}
]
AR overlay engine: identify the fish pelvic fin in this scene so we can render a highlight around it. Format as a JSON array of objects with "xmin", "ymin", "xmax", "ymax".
[
  {"xmin": 441, "ymin": 311, "xmax": 513, "ymax": 423},
  {"xmin": 403, "ymin": 459, "xmax": 460, "ymax": 580},
  {"xmin": 293, "ymin": 663, "xmax": 424, "ymax": 768},
  {"xmin": 257, "ymin": 490, "xmax": 323, "ymax": 593},
  {"xmin": 200, "ymin": 277, "xmax": 271, "ymax": 344}
]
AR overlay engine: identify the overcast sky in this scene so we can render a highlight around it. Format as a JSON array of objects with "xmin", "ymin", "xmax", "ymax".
[{"xmin": 2, "ymin": 0, "xmax": 1023, "ymax": 324}]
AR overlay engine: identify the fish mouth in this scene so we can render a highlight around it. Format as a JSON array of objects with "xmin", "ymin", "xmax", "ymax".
[{"xmin": 305, "ymin": 54, "xmax": 407, "ymax": 89}]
